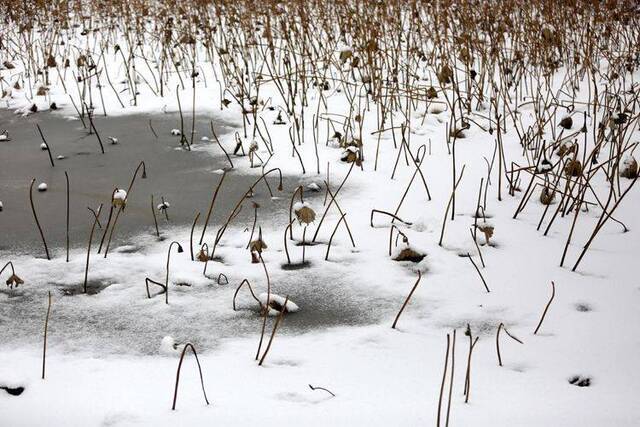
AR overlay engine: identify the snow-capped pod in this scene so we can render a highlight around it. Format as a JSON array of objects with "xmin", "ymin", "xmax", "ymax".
[
  {"xmin": 159, "ymin": 336, "xmax": 185, "ymax": 355},
  {"xmin": 259, "ymin": 293, "xmax": 299, "ymax": 316},
  {"xmin": 38, "ymin": 182, "xmax": 48, "ymax": 192},
  {"xmin": 620, "ymin": 154, "xmax": 638, "ymax": 179},
  {"xmin": 0, "ymin": 200, "xmax": 3, "ymax": 211},
  {"xmin": 112, "ymin": 189, "xmax": 127, "ymax": 208},
  {"xmin": 476, "ymin": 221, "xmax": 494, "ymax": 243},
  {"xmin": 201, "ymin": 136, "xmax": 210, "ymax": 141},
  {"xmin": 40, "ymin": 142, "xmax": 48, "ymax": 150},
  {"xmin": 337, "ymin": 43, "xmax": 353, "ymax": 63},
  {"xmin": 307, "ymin": 182, "xmax": 321, "ymax": 192},
  {"xmin": 157, "ymin": 201, "xmax": 171, "ymax": 211},
  {"xmin": 341, "ymin": 145, "xmax": 361, "ymax": 164},
  {"xmin": 170, "ymin": 129, "xmax": 181, "ymax": 136},
  {"xmin": 56, "ymin": 155, "xmax": 66, "ymax": 160},
  {"xmin": 108, "ymin": 136, "xmax": 118, "ymax": 145},
  {"xmin": 293, "ymin": 201, "xmax": 316, "ymax": 225},
  {"xmin": 392, "ymin": 242, "xmax": 426, "ymax": 263},
  {"xmin": 0, "ymin": 130, "xmax": 9, "ymax": 141}
]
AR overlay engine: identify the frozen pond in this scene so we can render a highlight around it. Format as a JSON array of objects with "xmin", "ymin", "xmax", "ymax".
[
  {"xmin": 0, "ymin": 110, "xmax": 396, "ymax": 355},
  {"xmin": 0, "ymin": 109, "xmax": 287, "ymax": 254}
]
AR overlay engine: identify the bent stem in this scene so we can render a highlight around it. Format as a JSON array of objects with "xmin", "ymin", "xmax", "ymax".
[
  {"xmin": 533, "ymin": 281, "xmax": 556, "ymax": 334},
  {"xmin": 258, "ymin": 296, "xmax": 289, "ymax": 366},
  {"xmin": 42, "ymin": 291, "xmax": 52, "ymax": 380},
  {"xmin": 172, "ymin": 343, "xmax": 210, "ymax": 410},
  {"xmin": 233, "ymin": 279, "xmax": 261, "ymax": 310},
  {"xmin": 165, "ymin": 241, "xmax": 184, "ymax": 304},
  {"xmin": 84, "ymin": 204, "xmax": 103, "ymax": 293},
  {"xmin": 29, "ymin": 178, "xmax": 50, "ymax": 260},
  {"xmin": 391, "ymin": 271, "xmax": 422, "ymax": 329},
  {"xmin": 496, "ymin": 323, "xmax": 523, "ymax": 367}
]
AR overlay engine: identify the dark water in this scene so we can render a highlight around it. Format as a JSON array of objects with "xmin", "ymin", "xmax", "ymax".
[
  {"xmin": 0, "ymin": 109, "xmax": 289, "ymax": 255},
  {"xmin": 0, "ymin": 109, "xmax": 396, "ymax": 354}
]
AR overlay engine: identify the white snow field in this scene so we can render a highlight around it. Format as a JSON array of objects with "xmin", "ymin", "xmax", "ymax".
[{"xmin": 1, "ymin": 1, "xmax": 640, "ymax": 426}]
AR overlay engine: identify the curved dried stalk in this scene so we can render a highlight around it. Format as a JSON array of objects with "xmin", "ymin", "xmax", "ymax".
[
  {"xmin": 65, "ymin": 171, "xmax": 70, "ymax": 262},
  {"xmin": 391, "ymin": 271, "xmax": 422, "ymax": 329},
  {"xmin": 42, "ymin": 291, "xmax": 52, "ymax": 380},
  {"xmin": 199, "ymin": 171, "xmax": 227, "ymax": 245},
  {"xmin": 465, "ymin": 253, "xmax": 490, "ymax": 293},
  {"xmin": 145, "ymin": 277, "xmax": 166, "ymax": 299},
  {"xmin": 84, "ymin": 204, "xmax": 103, "ymax": 294},
  {"xmin": 258, "ymin": 296, "xmax": 289, "ymax": 366},
  {"xmin": 104, "ymin": 161, "xmax": 147, "ymax": 257},
  {"xmin": 313, "ymin": 162, "xmax": 355, "ymax": 242},
  {"xmin": 437, "ymin": 333, "xmax": 450, "ymax": 427},
  {"xmin": 232, "ymin": 279, "xmax": 261, "ymax": 310},
  {"xmin": 439, "ymin": 165, "xmax": 466, "ymax": 246},
  {"xmin": 533, "ymin": 281, "xmax": 556, "ymax": 335},
  {"xmin": 36, "ymin": 124, "xmax": 55, "ymax": 167},
  {"xmin": 496, "ymin": 323, "xmax": 523, "ymax": 367},
  {"xmin": 172, "ymin": 343, "xmax": 210, "ymax": 410},
  {"xmin": 325, "ymin": 213, "xmax": 347, "ymax": 261},
  {"xmin": 151, "ymin": 195, "xmax": 160, "ymax": 237},
  {"xmin": 165, "ymin": 242, "xmax": 184, "ymax": 304},
  {"xmin": 308, "ymin": 384, "xmax": 335, "ymax": 397},
  {"xmin": 29, "ymin": 179, "xmax": 50, "ymax": 260},
  {"xmin": 190, "ymin": 211, "xmax": 201, "ymax": 261},
  {"xmin": 288, "ymin": 186, "xmax": 304, "ymax": 240},
  {"xmin": 255, "ymin": 252, "xmax": 272, "ymax": 360},
  {"xmin": 370, "ymin": 209, "xmax": 412, "ymax": 227}
]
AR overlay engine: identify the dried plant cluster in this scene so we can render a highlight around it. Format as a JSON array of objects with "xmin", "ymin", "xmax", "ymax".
[
  {"xmin": 1, "ymin": 0, "xmax": 639, "ymax": 418},
  {"xmin": 1, "ymin": 0, "xmax": 637, "ymax": 271}
]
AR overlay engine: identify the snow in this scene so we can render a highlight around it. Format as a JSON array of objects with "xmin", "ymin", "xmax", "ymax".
[
  {"xmin": 307, "ymin": 183, "xmax": 321, "ymax": 192},
  {"xmin": 159, "ymin": 336, "xmax": 185, "ymax": 356},
  {"xmin": 1, "ymin": 3, "xmax": 639, "ymax": 426},
  {"xmin": 112, "ymin": 189, "xmax": 128, "ymax": 203},
  {"xmin": 258, "ymin": 292, "xmax": 300, "ymax": 314}
]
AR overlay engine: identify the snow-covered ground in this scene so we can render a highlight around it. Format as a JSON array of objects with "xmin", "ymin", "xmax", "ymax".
[{"xmin": 1, "ymin": 2, "xmax": 639, "ymax": 426}]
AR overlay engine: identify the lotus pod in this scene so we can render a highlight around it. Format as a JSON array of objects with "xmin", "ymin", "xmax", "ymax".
[
  {"xmin": 250, "ymin": 238, "xmax": 267, "ymax": 254},
  {"xmin": 564, "ymin": 160, "xmax": 582, "ymax": 177},
  {"xmin": 540, "ymin": 187, "xmax": 555, "ymax": 205},
  {"xmin": 559, "ymin": 116, "xmax": 573, "ymax": 130},
  {"xmin": 557, "ymin": 141, "xmax": 576, "ymax": 157},
  {"xmin": 5, "ymin": 274, "xmax": 24, "ymax": 289},
  {"xmin": 437, "ymin": 64, "xmax": 453, "ymax": 84},
  {"xmin": 294, "ymin": 203, "xmax": 316, "ymax": 225},
  {"xmin": 112, "ymin": 189, "xmax": 128, "ymax": 208},
  {"xmin": 393, "ymin": 247, "xmax": 426, "ymax": 263},
  {"xmin": 477, "ymin": 224, "xmax": 494, "ymax": 245},
  {"xmin": 620, "ymin": 156, "xmax": 638, "ymax": 179},
  {"xmin": 339, "ymin": 49, "xmax": 352, "ymax": 63},
  {"xmin": 196, "ymin": 249, "xmax": 209, "ymax": 262}
]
